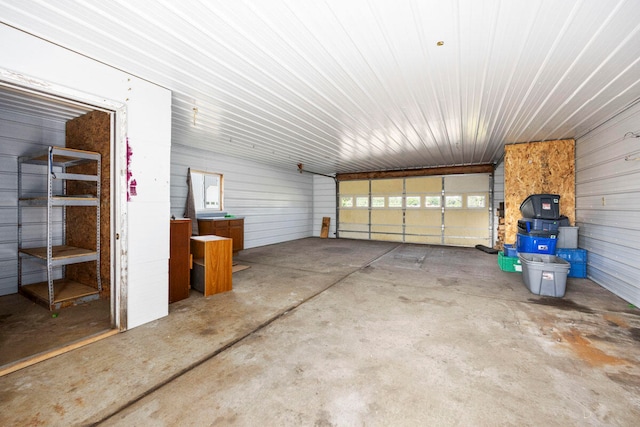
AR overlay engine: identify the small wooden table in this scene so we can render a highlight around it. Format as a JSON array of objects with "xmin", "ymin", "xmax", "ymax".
[{"xmin": 190, "ymin": 235, "xmax": 233, "ymax": 296}]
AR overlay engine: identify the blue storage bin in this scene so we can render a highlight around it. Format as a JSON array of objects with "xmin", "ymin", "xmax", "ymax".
[
  {"xmin": 517, "ymin": 217, "xmax": 568, "ymax": 233},
  {"xmin": 503, "ymin": 243, "xmax": 518, "ymax": 257},
  {"xmin": 555, "ymin": 248, "xmax": 587, "ymax": 278},
  {"xmin": 517, "ymin": 233, "xmax": 557, "ymax": 255}
]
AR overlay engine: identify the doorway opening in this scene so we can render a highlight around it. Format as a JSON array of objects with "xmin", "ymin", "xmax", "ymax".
[{"xmin": 0, "ymin": 82, "xmax": 120, "ymax": 373}]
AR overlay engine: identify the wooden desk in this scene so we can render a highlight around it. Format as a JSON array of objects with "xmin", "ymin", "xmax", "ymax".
[{"xmin": 190, "ymin": 235, "xmax": 232, "ymax": 296}]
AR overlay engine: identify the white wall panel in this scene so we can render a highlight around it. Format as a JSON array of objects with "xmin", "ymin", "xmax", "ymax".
[
  {"xmin": 312, "ymin": 175, "xmax": 336, "ymax": 238},
  {"xmin": 2, "ymin": 25, "xmax": 172, "ymax": 329},
  {"xmin": 576, "ymin": 101, "xmax": 640, "ymax": 307},
  {"xmin": 170, "ymin": 144, "xmax": 313, "ymax": 248},
  {"xmin": 126, "ymin": 259, "xmax": 170, "ymax": 329}
]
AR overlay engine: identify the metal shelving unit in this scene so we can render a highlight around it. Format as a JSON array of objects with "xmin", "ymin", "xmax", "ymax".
[{"xmin": 17, "ymin": 146, "xmax": 101, "ymax": 310}]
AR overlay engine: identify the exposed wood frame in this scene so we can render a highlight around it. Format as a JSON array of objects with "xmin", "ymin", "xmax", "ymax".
[{"xmin": 336, "ymin": 164, "xmax": 495, "ymax": 181}]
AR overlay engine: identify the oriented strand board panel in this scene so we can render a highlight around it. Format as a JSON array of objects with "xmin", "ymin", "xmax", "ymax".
[
  {"xmin": 65, "ymin": 110, "xmax": 111, "ymax": 298},
  {"xmin": 504, "ymin": 140, "xmax": 575, "ymax": 244}
]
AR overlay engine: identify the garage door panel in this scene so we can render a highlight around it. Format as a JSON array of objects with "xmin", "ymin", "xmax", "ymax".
[
  {"xmin": 371, "ymin": 210, "xmax": 403, "ymax": 224},
  {"xmin": 340, "ymin": 231, "xmax": 368, "ymax": 240},
  {"xmin": 371, "ymin": 209, "xmax": 402, "ymax": 239},
  {"xmin": 444, "ymin": 226, "xmax": 488, "ymax": 238},
  {"xmin": 371, "ymin": 224, "xmax": 403, "ymax": 234},
  {"xmin": 371, "ymin": 179, "xmax": 403, "ymax": 194},
  {"xmin": 340, "ymin": 180, "xmax": 369, "ymax": 194},
  {"xmin": 405, "ymin": 176, "xmax": 442, "ymax": 192},
  {"xmin": 444, "ymin": 236, "xmax": 488, "ymax": 246},
  {"xmin": 405, "ymin": 234, "xmax": 442, "ymax": 244},
  {"xmin": 340, "ymin": 210, "xmax": 368, "ymax": 224},
  {"xmin": 444, "ymin": 210, "xmax": 489, "ymax": 227},
  {"xmin": 371, "ymin": 233, "xmax": 403, "ymax": 242},
  {"xmin": 340, "ymin": 223, "xmax": 369, "ymax": 233},
  {"xmin": 444, "ymin": 174, "xmax": 489, "ymax": 192},
  {"xmin": 405, "ymin": 225, "xmax": 441, "ymax": 236},
  {"xmin": 405, "ymin": 210, "xmax": 441, "ymax": 226}
]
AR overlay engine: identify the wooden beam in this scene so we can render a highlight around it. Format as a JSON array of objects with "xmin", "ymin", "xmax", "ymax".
[
  {"xmin": 0, "ymin": 329, "xmax": 118, "ymax": 377},
  {"xmin": 336, "ymin": 164, "xmax": 495, "ymax": 181}
]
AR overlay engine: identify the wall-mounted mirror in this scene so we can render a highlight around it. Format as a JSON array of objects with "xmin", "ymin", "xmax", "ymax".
[{"xmin": 191, "ymin": 169, "xmax": 223, "ymax": 211}]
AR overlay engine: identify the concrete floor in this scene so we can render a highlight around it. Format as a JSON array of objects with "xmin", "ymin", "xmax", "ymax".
[
  {"xmin": 0, "ymin": 294, "xmax": 111, "ymax": 367},
  {"xmin": 1, "ymin": 238, "xmax": 639, "ymax": 426}
]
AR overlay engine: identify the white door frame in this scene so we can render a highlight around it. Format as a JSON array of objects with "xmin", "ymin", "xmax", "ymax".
[{"xmin": 0, "ymin": 68, "xmax": 128, "ymax": 330}]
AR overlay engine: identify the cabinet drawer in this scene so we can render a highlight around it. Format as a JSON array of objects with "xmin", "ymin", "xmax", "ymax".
[{"xmin": 213, "ymin": 220, "xmax": 230, "ymax": 228}]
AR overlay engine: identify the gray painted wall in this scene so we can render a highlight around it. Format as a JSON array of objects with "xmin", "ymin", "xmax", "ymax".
[
  {"xmin": 576, "ymin": 102, "xmax": 640, "ymax": 307},
  {"xmin": 0, "ymin": 109, "xmax": 66, "ymax": 296},
  {"xmin": 171, "ymin": 144, "xmax": 314, "ymax": 248}
]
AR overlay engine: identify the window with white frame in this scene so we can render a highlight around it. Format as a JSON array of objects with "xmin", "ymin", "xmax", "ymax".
[{"xmin": 467, "ymin": 195, "xmax": 486, "ymax": 208}]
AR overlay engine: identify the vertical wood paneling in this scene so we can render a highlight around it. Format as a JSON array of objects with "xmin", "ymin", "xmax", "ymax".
[
  {"xmin": 170, "ymin": 144, "xmax": 314, "ymax": 249},
  {"xmin": 312, "ymin": 175, "xmax": 336, "ymax": 238},
  {"xmin": 576, "ymin": 102, "xmax": 640, "ymax": 307}
]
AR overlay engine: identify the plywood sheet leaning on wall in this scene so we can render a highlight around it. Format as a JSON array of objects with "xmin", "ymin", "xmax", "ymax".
[
  {"xmin": 65, "ymin": 111, "xmax": 111, "ymax": 299},
  {"xmin": 504, "ymin": 140, "xmax": 575, "ymax": 244}
]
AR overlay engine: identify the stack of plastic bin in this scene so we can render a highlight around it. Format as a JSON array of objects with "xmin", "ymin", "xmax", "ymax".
[
  {"xmin": 516, "ymin": 194, "xmax": 570, "ymax": 297},
  {"xmin": 516, "ymin": 194, "xmax": 562, "ymax": 255}
]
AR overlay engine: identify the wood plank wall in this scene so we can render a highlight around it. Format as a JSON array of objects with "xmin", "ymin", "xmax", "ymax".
[
  {"xmin": 504, "ymin": 139, "xmax": 575, "ymax": 244},
  {"xmin": 65, "ymin": 111, "xmax": 111, "ymax": 298}
]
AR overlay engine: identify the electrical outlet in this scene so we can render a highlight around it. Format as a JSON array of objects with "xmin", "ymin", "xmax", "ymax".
[{"xmin": 602, "ymin": 197, "xmax": 606, "ymax": 206}]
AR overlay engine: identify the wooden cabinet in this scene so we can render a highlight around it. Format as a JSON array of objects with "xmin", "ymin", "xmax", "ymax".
[
  {"xmin": 169, "ymin": 219, "xmax": 192, "ymax": 303},
  {"xmin": 198, "ymin": 218, "xmax": 244, "ymax": 253},
  {"xmin": 190, "ymin": 235, "xmax": 232, "ymax": 296}
]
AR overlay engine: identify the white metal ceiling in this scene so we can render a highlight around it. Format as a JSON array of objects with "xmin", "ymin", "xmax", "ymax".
[
  {"xmin": 0, "ymin": 84, "xmax": 96, "ymax": 122},
  {"xmin": 2, "ymin": 0, "xmax": 640, "ymax": 175}
]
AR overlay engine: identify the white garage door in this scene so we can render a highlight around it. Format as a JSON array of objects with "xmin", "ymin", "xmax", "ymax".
[{"xmin": 338, "ymin": 173, "xmax": 491, "ymax": 247}]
